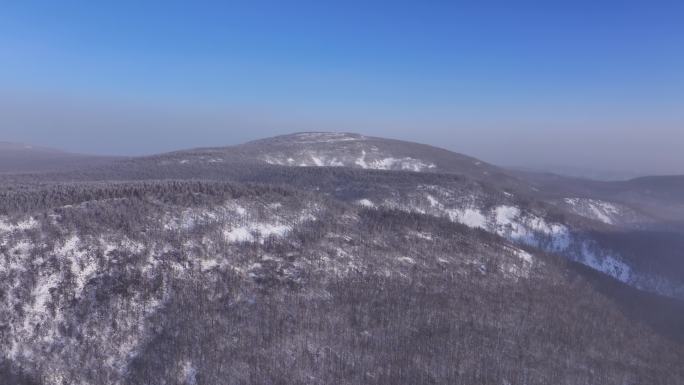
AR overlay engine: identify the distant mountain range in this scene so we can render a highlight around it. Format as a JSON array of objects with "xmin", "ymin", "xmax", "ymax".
[
  {"xmin": 1, "ymin": 132, "xmax": 683, "ymax": 384},
  {"xmin": 0, "ymin": 141, "xmax": 123, "ymax": 174},
  {"xmin": 511, "ymin": 164, "xmax": 651, "ymax": 181}
]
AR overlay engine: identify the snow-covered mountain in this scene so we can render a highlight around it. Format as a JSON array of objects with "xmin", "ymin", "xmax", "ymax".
[
  {"xmin": 142, "ymin": 132, "xmax": 529, "ymax": 190},
  {"xmin": 117, "ymin": 132, "xmax": 683, "ymax": 298},
  {"xmin": 245, "ymin": 132, "xmax": 444, "ymax": 172},
  {"xmin": 2, "ymin": 133, "xmax": 683, "ymax": 384},
  {"xmin": 4, "ymin": 133, "xmax": 683, "ymax": 297}
]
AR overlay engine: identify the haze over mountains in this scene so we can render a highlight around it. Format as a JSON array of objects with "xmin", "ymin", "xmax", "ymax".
[
  {"xmin": 1, "ymin": 132, "xmax": 684, "ymax": 384},
  {"xmin": 0, "ymin": 141, "xmax": 122, "ymax": 174}
]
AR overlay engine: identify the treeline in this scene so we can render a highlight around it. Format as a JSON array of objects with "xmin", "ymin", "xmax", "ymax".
[
  {"xmin": 0, "ymin": 180, "xmax": 297, "ymax": 216},
  {"xmin": 0, "ymin": 159, "xmax": 500, "ymax": 204}
]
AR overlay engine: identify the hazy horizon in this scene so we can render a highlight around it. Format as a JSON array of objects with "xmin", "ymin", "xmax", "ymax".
[
  {"xmin": 2, "ymin": 1, "xmax": 683, "ymax": 177},
  {"xmin": 1, "ymin": 124, "xmax": 678, "ymax": 180}
]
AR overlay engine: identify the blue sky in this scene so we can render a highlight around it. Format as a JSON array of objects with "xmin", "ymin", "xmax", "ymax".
[{"xmin": 1, "ymin": 1, "xmax": 683, "ymax": 175}]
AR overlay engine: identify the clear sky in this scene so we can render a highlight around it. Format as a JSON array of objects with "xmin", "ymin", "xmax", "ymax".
[{"xmin": 1, "ymin": 1, "xmax": 683, "ymax": 176}]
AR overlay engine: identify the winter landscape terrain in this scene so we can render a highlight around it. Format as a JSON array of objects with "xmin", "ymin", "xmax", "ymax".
[{"xmin": 1, "ymin": 132, "xmax": 684, "ymax": 385}]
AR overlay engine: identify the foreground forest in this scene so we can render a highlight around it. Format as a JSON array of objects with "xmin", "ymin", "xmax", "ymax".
[{"xmin": 1, "ymin": 180, "xmax": 683, "ymax": 385}]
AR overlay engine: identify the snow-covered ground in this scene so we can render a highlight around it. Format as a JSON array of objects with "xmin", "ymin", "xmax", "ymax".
[
  {"xmin": 224, "ymin": 223, "xmax": 292, "ymax": 243},
  {"xmin": 260, "ymin": 139, "xmax": 437, "ymax": 173},
  {"xmin": 359, "ymin": 192, "xmax": 683, "ymax": 297},
  {"xmin": 563, "ymin": 198, "xmax": 622, "ymax": 224},
  {"xmin": 287, "ymin": 132, "xmax": 365, "ymax": 144},
  {"xmin": 0, "ymin": 216, "xmax": 38, "ymax": 235}
]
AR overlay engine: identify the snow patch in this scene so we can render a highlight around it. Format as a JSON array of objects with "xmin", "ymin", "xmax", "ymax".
[
  {"xmin": 357, "ymin": 199, "xmax": 376, "ymax": 208},
  {"xmin": 0, "ymin": 217, "xmax": 38, "ymax": 234},
  {"xmin": 23, "ymin": 272, "xmax": 61, "ymax": 333},
  {"xmin": 447, "ymin": 208, "xmax": 487, "ymax": 229},
  {"xmin": 580, "ymin": 242, "xmax": 631, "ymax": 283},
  {"xmin": 426, "ymin": 195, "xmax": 440, "ymax": 207},
  {"xmin": 398, "ymin": 256, "xmax": 415, "ymax": 264},
  {"xmin": 513, "ymin": 248, "xmax": 534, "ymax": 264},
  {"xmin": 225, "ymin": 223, "xmax": 291, "ymax": 244},
  {"xmin": 355, "ymin": 150, "xmax": 369, "ymax": 168},
  {"xmin": 410, "ymin": 231, "xmax": 433, "ymax": 240},
  {"xmin": 564, "ymin": 198, "xmax": 621, "ymax": 225},
  {"xmin": 292, "ymin": 132, "xmax": 364, "ymax": 143},
  {"xmin": 493, "ymin": 206, "xmax": 570, "ymax": 251}
]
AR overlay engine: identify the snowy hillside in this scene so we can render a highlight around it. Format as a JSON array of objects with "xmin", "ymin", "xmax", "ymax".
[
  {"xmin": 2, "ymin": 133, "xmax": 684, "ymax": 384},
  {"xmin": 347, "ymin": 183, "xmax": 683, "ymax": 298},
  {"xmin": 1, "ymin": 180, "xmax": 683, "ymax": 384}
]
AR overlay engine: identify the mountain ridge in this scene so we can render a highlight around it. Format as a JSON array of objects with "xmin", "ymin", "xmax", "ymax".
[
  {"xmin": 2, "ymin": 132, "xmax": 684, "ymax": 384},
  {"xmin": 0, "ymin": 141, "xmax": 124, "ymax": 174}
]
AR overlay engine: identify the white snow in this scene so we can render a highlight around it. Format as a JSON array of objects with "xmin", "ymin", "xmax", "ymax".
[
  {"xmin": 224, "ymin": 227, "xmax": 255, "ymax": 243},
  {"xmin": 54, "ymin": 236, "xmax": 99, "ymax": 297},
  {"xmin": 564, "ymin": 198, "xmax": 621, "ymax": 225},
  {"xmin": 292, "ymin": 132, "xmax": 364, "ymax": 143},
  {"xmin": 426, "ymin": 195, "xmax": 440, "ymax": 207},
  {"xmin": 493, "ymin": 206, "xmax": 570, "ymax": 251},
  {"xmin": 421, "ymin": 194, "xmax": 486, "ymax": 228},
  {"xmin": 494, "ymin": 206, "xmax": 520, "ymax": 226},
  {"xmin": 9, "ymin": 240, "xmax": 33, "ymax": 258},
  {"xmin": 229, "ymin": 203, "xmax": 247, "ymax": 216},
  {"xmin": 513, "ymin": 248, "xmax": 534, "ymax": 264},
  {"xmin": 224, "ymin": 223, "xmax": 291, "ymax": 244},
  {"xmin": 0, "ymin": 219, "xmax": 11, "ymax": 233},
  {"xmin": 263, "ymin": 156, "xmax": 286, "ymax": 166},
  {"xmin": 199, "ymin": 258, "xmax": 219, "ymax": 270},
  {"xmin": 398, "ymin": 256, "xmax": 416, "ymax": 264},
  {"xmin": 351, "ymin": 149, "xmax": 436, "ymax": 171},
  {"xmin": 23, "ymin": 272, "xmax": 61, "ymax": 334},
  {"xmin": 357, "ymin": 199, "xmax": 376, "ymax": 208},
  {"xmin": 376, "ymin": 197, "xmax": 574, "ymax": 261},
  {"xmin": 410, "ymin": 231, "xmax": 433, "ymax": 240},
  {"xmin": 310, "ymin": 154, "xmax": 324, "ymax": 166},
  {"xmin": 0, "ymin": 217, "xmax": 38, "ymax": 234},
  {"xmin": 262, "ymin": 140, "xmax": 436, "ymax": 172},
  {"xmin": 447, "ymin": 208, "xmax": 487, "ymax": 229},
  {"xmin": 371, "ymin": 157, "xmax": 435, "ymax": 172},
  {"xmin": 265, "ymin": 152, "xmax": 347, "ymax": 168},
  {"xmin": 355, "ymin": 150, "xmax": 369, "ymax": 168},
  {"xmin": 580, "ymin": 242, "xmax": 631, "ymax": 283},
  {"xmin": 255, "ymin": 224, "xmax": 291, "ymax": 238}
]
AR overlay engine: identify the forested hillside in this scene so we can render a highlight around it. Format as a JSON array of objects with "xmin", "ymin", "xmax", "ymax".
[
  {"xmin": 2, "ymin": 133, "xmax": 683, "ymax": 384},
  {"xmin": 1, "ymin": 180, "xmax": 683, "ymax": 384}
]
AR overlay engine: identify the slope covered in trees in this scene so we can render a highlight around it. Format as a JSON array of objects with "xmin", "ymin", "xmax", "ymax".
[{"xmin": 0, "ymin": 180, "xmax": 683, "ymax": 384}]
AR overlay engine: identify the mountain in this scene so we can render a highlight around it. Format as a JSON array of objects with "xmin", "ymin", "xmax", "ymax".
[
  {"xmin": 3, "ymin": 133, "xmax": 683, "ymax": 296},
  {"xmin": 511, "ymin": 164, "xmax": 649, "ymax": 181},
  {"xmin": 81, "ymin": 132, "xmax": 681, "ymax": 298},
  {"xmin": 136, "ymin": 132, "xmax": 530, "ymax": 191},
  {"xmin": 516, "ymin": 170, "xmax": 684, "ymax": 226},
  {"xmin": 0, "ymin": 141, "xmax": 123, "ymax": 174},
  {"xmin": 1, "ymin": 132, "xmax": 683, "ymax": 384}
]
